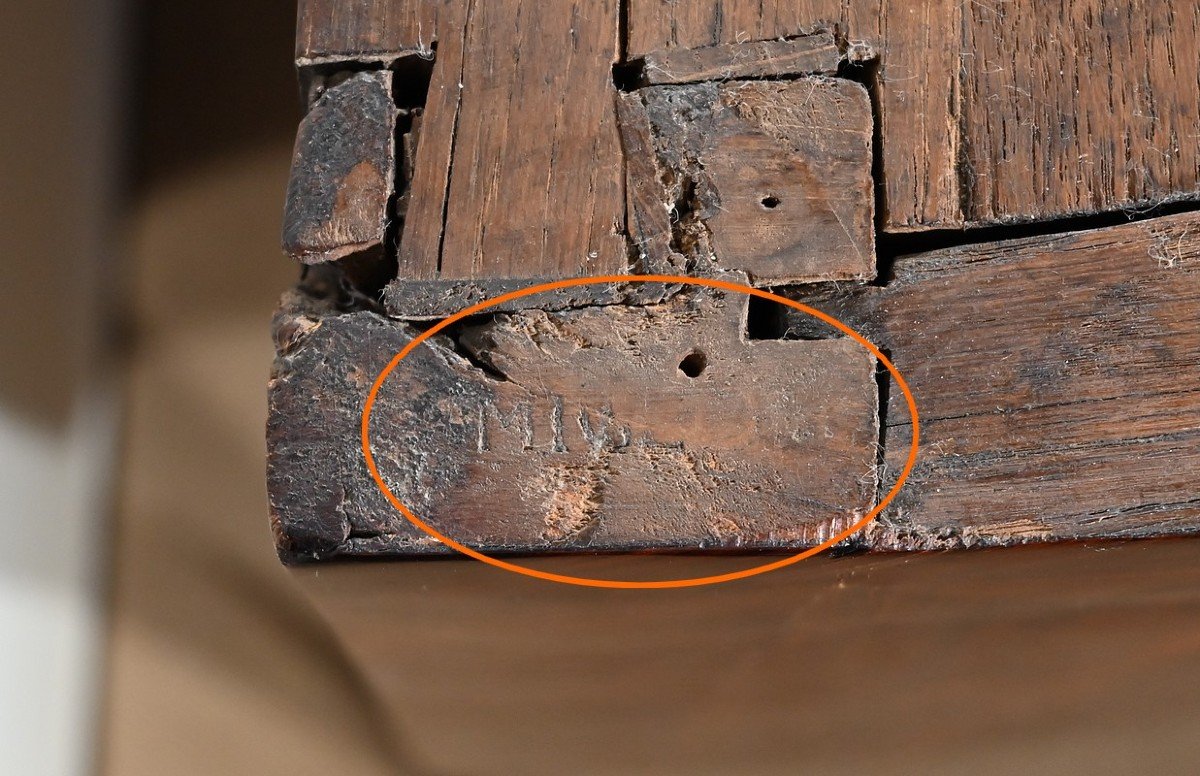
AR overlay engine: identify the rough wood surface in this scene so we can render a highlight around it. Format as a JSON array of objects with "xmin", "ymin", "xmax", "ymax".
[
  {"xmin": 391, "ymin": 0, "xmax": 627, "ymax": 283},
  {"xmin": 873, "ymin": 0, "xmax": 959, "ymax": 230},
  {"xmin": 291, "ymin": 0, "xmax": 1200, "ymax": 251},
  {"xmin": 619, "ymin": 78, "xmax": 874, "ymax": 283},
  {"xmin": 282, "ymin": 71, "xmax": 395, "ymax": 270},
  {"xmin": 956, "ymin": 1, "xmax": 1200, "ymax": 224},
  {"xmin": 275, "ymin": 213, "xmax": 1200, "ymax": 559},
  {"xmin": 296, "ymin": 0, "xmax": 442, "ymax": 65},
  {"xmin": 269, "ymin": 283, "xmax": 878, "ymax": 561},
  {"xmin": 786, "ymin": 212, "xmax": 1200, "ymax": 547},
  {"xmin": 625, "ymin": 1, "xmax": 881, "ymax": 62},
  {"xmin": 273, "ymin": 0, "xmax": 1200, "ymax": 560},
  {"xmin": 639, "ymin": 31, "xmax": 842, "ymax": 85},
  {"xmin": 627, "ymin": 0, "xmax": 1200, "ymax": 229}
]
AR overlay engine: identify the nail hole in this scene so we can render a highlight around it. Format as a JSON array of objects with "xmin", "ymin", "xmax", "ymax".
[
  {"xmin": 678, "ymin": 350, "xmax": 707, "ymax": 378},
  {"xmin": 760, "ymin": 195, "xmax": 781, "ymax": 209}
]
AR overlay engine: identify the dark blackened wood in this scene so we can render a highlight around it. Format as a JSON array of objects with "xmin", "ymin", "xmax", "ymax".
[
  {"xmin": 270, "ymin": 283, "xmax": 879, "ymax": 561},
  {"xmin": 640, "ymin": 32, "xmax": 842, "ymax": 85},
  {"xmin": 269, "ymin": 290, "xmax": 449, "ymax": 560},
  {"xmin": 620, "ymin": 78, "xmax": 874, "ymax": 283},
  {"xmin": 782, "ymin": 213, "xmax": 1200, "ymax": 547},
  {"xmin": 282, "ymin": 71, "xmax": 395, "ymax": 282},
  {"xmin": 384, "ymin": 277, "xmax": 678, "ymax": 320}
]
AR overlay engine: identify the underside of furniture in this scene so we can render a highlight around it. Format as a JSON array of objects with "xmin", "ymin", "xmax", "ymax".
[{"xmin": 269, "ymin": 0, "xmax": 1200, "ymax": 563}]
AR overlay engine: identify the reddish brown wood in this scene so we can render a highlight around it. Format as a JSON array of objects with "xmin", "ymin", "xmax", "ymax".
[
  {"xmin": 625, "ymin": 1, "xmax": 882, "ymax": 62},
  {"xmin": 294, "ymin": 541, "xmax": 1200, "ymax": 773},
  {"xmin": 295, "ymin": 0, "xmax": 443, "ymax": 65}
]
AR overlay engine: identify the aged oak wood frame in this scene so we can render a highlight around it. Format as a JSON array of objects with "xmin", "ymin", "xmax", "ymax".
[{"xmin": 270, "ymin": 0, "xmax": 1200, "ymax": 562}]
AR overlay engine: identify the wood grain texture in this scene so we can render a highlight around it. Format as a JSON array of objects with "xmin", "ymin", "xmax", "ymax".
[
  {"xmin": 874, "ymin": 0, "xmax": 961, "ymax": 229},
  {"xmin": 623, "ymin": 0, "xmax": 958, "ymax": 230},
  {"xmin": 629, "ymin": 0, "xmax": 1200, "ymax": 229},
  {"xmin": 269, "ymin": 284, "xmax": 878, "ymax": 561},
  {"xmin": 297, "ymin": 0, "xmax": 1200, "ymax": 233},
  {"xmin": 620, "ymin": 78, "xmax": 874, "ymax": 283},
  {"xmin": 296, "ymin": 0, "xmax": 445, "ymax": 64},
  {"xmin": 626, "ymin": 0, "xmax": 881, "ymax": 61},
  {"xmin": 392, "ymin": 0, "xmax": 627, "ymax": 283},
  {"xmin": 296, "ymin": 0, "xmax": 629, "ymax": 285},
  {"xmin": 276, "ymin": 0, "xmax": 1200, "ymax": 560},
  {"xmin": 784, "ymin": 212, "xmax": 1200, "ymax": 547},
  {"xmin": 391, "ymin": 0, "xmax": 466, "ymax": 281},
  {"xmin": 881, "ymin": 0, "xmax": 1200, "ymax": 228},
  {"xmin": 640, "ymin": 31, "xmax": 842, "ymax": 85},
  {"xmin": 282, "ymin": 71, "xmax": 395, "ymax": 268},
  {"xmin": 958, "ymin": 1, "xmax": 1200, "ymax": 223},
  {"xmin": 434, "ymin": 0, "xmax": 626, "ymax": 279}
]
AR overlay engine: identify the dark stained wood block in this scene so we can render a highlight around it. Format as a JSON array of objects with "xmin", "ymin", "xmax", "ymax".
[{"xmin": 282, "ymin": 70, "xmax": 395, "ymax": 269}]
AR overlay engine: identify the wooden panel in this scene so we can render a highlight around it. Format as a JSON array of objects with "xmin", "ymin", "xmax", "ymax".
[
  {"xmin": 785, "ymin": 212, "xmax": 1200, "ymax": 547},
  {"xmin": 393, "ymin": 0, "xmax": 627, "ymax": 283},
  {"xmin": 392, "ymin": 0, "xmax": 467, "ymax": 281},
  {"xmin": 875, "ymin": 0, "xmax": 962, "ymax": 229},
  {"xmin": 629, "ymin": 0, "xmax": 1200, "ymax": 229},
  {"xmin": 620, "ymin": 78, "xmax": 874, "ymax": 283},
  {"xmin": 624, "ymin": 0, "xmax": 957, "ymax": 230},
  {"xmin": 278, "ymin": 0, "xmax": 1200, "ymax": 560},
  {"xmin": 268, "ymin": 285, "xmax": 878, "ymax": 560},
  {"xmin": 298, "ymin": 0, "xmax": 628, "ymax": 286}
]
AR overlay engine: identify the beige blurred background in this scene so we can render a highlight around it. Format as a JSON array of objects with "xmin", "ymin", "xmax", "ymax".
[{"xmin": 1, "ymin": 0, "xmax": 406, "ymax": 772}]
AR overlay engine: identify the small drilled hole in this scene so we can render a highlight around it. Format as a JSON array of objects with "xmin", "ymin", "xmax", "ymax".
[
  {"xmin": 678, "ymin": 350, "xmax": 707, "ymax": 378},
  {"xmin": 761, "ymin": 195, "xmax": 781, "ymax": 209}
]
